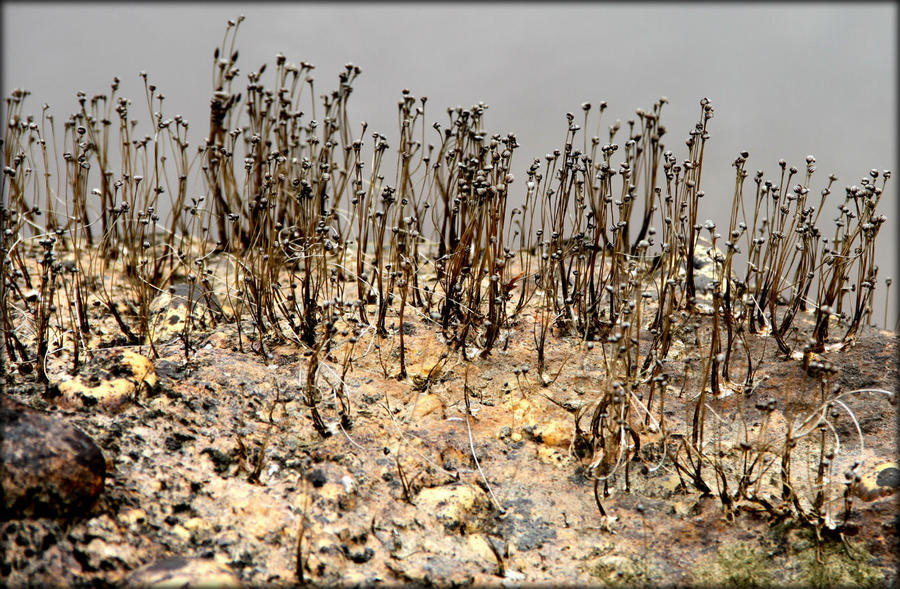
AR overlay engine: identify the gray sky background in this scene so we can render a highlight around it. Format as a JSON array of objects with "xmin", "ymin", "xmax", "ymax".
[{"xmin": 3, "ymin": 2, "xmax": 897, "ymax": 324}]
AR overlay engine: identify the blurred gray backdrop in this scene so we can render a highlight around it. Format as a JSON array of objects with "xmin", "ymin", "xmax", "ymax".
[{"xmin": 3, "ymin": 3, "xmax": 897, "ymax": 326}]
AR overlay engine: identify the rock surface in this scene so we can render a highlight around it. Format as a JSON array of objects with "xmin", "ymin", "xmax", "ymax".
[
  {"xmin": 0, "ymin": 396, "xmax": 106, "ymax": 519},
  {"xmin": 0, "ymin": 519, "xmax": 81, "ymax": 586},
  {"xmin": 47, "ymin": 348, "xmax": 157, "ymax": 412},
  {"xmin": 1, "ymin": 315, "xmax": 896, "ymax": 587},
  {"xmin": 124, "ymin": 557, "xmax": 241, "ymax": 588}
]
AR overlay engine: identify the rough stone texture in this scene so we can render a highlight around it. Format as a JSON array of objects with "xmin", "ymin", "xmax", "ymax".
[
  {"xmin": 416, "ymin": 483, "xmax": 490, "ymax": 533},
  {"xmin": 0, "ymin": 519, "xmax": 81, "ymax": 587},
  {"xmin": 47, "ymin": 348, "xmax": 157, "ymax": 412},
  {"xmin": 1, "ymin": 302, "xmax": 896, "ymax": 587},
  {"xmin": 0, "ymin": 396, "xmax": 106, "ymax": 519}
]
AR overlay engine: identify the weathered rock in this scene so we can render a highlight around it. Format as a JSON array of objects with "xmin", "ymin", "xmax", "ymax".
[
  {"xmin": 148, "ymin": 282, "xmax": 223, "ymax": 344},
  {"xmin": 415, "ymin": 483, "xmax": 490, "ymax": 533},
  {"xmin": 409, "ymin": 393, "xmax": 444, "ymax": 420},
  {"xmin": 590, "ymin": 553, "xmax": 651, "ymax": 585},
  {"xmin": 533, "ymin": 418, "xmax": 572, "ymax": 448},
  {"xmin": 0, "ymin": 519, "xmax": 81, "ymax": 586},
  {"xmin": 0, "ymin": 397, "xmax": 106, "ymax": 519},
  {"xmin": 853, "ymin": 461, "xmax": 900, "ymax": 501},
  {"xmin": 47, "ymin": 348, "xmax": 157, "ymax": 412},
  {"xmin": 124, "ymin": 557, "xmax": 241, "ymax": 588},
  {"xmin": 77, "ymin": 537, "xmax": 137, "ymax": 575}
]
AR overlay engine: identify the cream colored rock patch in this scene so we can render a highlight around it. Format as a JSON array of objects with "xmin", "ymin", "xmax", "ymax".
[
  {"xmin": 50, "ymin": 349, "xmax": 157, "ymax": 412},
  {"xmin": 409, "ymin": 393, "xmax": 444, "ymax": 420},
  {"xmin": 416, "ymin": 484, "xmax": 489, "ymax": 533},
  {"xmin": 534, "ymin": 419, "xmax": 572, "ymax": 448}
]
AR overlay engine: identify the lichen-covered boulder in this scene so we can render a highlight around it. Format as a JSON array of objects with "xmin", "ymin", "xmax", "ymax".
[{"xmin": 1, "ymin": 397, "xmax": 106, "ymax": 519}]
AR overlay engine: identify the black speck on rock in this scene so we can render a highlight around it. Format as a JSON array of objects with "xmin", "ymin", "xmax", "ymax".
[
  {"xmin": 229, "ymin": 550, "xmax": 255, "ymax": 570},
  {"xmin": 307, "ymin": 469, "xmax": 327, "ymax": 488},
  {"xmin": 567, "ymin": 465, "xmax": 591, "ymax": 486},
  {"xmin": 343, "ymin": 545, "xmax": 375, "ymax": 563},
  {"xmin": 165, "ymin": 432, "xmax": 196, "ymax": 452},
  {"xmin": 172, "ymin": 502, "xmax": 194, "ymax": 514},
  {"xmin": 201, "ymin": 447, "xmax": 233, "ymax": 474}
]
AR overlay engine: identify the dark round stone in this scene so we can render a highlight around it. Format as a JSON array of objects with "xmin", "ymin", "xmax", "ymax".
[
  {"xmin": 876, "ymin": 466, "xmax": 899, "ymax": 489},
  {"xmin": 1, "ymin": 397, "xmax": 106, "ymax": 519},
  {"xmin": 307, "ymin": 469, "xmax": 327, "ymax": 488}
]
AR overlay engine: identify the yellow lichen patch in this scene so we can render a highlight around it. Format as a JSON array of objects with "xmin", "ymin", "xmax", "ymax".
[
  {"xmin": 171, "ymin": 524, "xmax": 191, "ymax": 543},
  {"xmin": 182, "ymin": 517, "xmax": 205, "ymax": 532},
  {"xmin": 504, "ymin": 397, "xmax": 536, "ymax": 425},
  {"xmin": 536, "ymin": 445, "xmax": 571, "ymax": 467},
  {"xmin": 534, "ymin": 419, "xmax": 572, "ymax": 448},
  {"xmin": 51, "ymin": 349, "xmax": 157, "ymax": 412},
  {"xmin": 202, "ymin": 477, "xmax": 294, "ymax": 540},
  {"xmin": 416, "ymin": 484, "xmax": 488, "ymax": 533},
  {"xmin": 466, "ymin": 534, "xmax": 498, "ymax": 567},
  {"xmin": 406, "ymin": 338, "xmax": 448, "ymax": 376}
]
